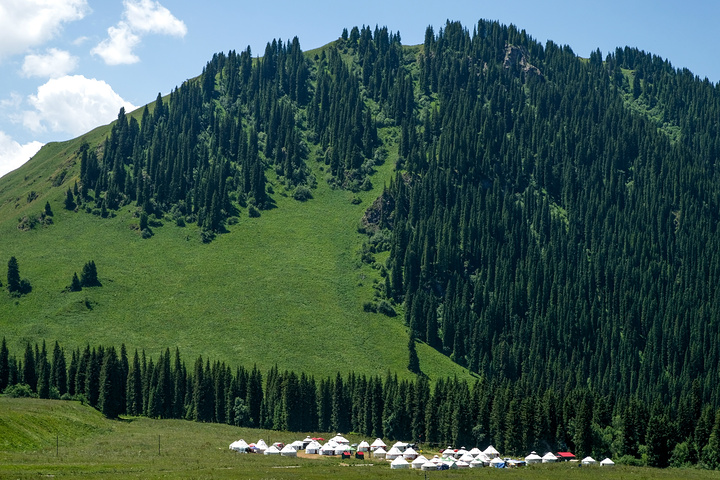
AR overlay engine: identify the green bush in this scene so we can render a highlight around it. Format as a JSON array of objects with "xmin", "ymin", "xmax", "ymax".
[{"xmin": 4, "ymin": 384, "xmax": 37, "ymax": 398}]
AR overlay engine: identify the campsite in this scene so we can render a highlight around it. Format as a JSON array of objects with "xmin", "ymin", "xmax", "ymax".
[{"xmin": 0, "ymin": 397, "xmax": 716, "ymax": 479}]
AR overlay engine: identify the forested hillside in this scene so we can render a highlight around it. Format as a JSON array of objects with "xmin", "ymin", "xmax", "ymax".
[{"xmin": 2, "ymin": 18, "xmax": 720, "ymax": 468}]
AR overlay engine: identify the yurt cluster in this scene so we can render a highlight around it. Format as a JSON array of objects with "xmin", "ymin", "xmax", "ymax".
[{"xmin": 229, "ymin": 434, "xmax": 616, "ymax": 470}]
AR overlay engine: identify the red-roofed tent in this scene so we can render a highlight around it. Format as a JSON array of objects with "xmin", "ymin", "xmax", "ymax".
[{"xmin": 556, "ymin": 452, "xmax": 576, "ymax": 460}]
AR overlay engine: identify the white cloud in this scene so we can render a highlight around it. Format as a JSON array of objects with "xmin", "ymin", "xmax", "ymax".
[
  {"xmin": 0, "ymin": 0, "xmax": 89, "ymax": 59},
  {"xmin": 125, "ymin": 0, "xmax": 187, "ymax": 36},
  {"xmin": 23, "ymin": 75, "xmax": 137, "ymax": 136},
  {"xmin": 0, "ymin": 131, "xmax": 43, "ymax": 179},
  {"xmin": 21, "ymin": 48, "xmax": 79, "ymax": 78},
  {"xmin": 91, "ymin": 22, "xmax": 141, "ymax": 65},
  {"xmin": 92, "ymin": 0, "xmax": 186, "ymax": 65}
]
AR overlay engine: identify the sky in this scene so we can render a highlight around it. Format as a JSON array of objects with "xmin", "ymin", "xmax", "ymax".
[{"xmin": 1, "ymin": 0, "xmax": 719, "ymax": 179}]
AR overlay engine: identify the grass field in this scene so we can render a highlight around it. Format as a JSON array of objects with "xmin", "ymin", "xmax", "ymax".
[
  {"xmin": 0, "ymin": 112, "xmax": 471, "ymax": 382},
  {"xmin": 0, "ymin": 397, "xmax": 715, "ymax": 480}
]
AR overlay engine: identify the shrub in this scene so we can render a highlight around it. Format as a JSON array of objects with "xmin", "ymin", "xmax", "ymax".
[
  {"xmin": 363, "ymin": 301, "xmax": 377, "ymax": 313},
  {"xmin": 293, "ymin": 185, "xmax": 312, "ymax": 201},
  {"xmin": 4, "ymin": 383, "xmax": 36, "ymax": 398},
  {"xmin": 377, "ymin": 300, "xmax": 396, "ymax": 317},
  {"xmin": 248, "ymin": 205, "xmax": 261, "ymax": 218}
]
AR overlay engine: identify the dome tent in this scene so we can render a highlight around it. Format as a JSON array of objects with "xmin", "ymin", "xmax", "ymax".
[
  {"xmin": 600, "ymin": 458, "xmax": 615, "ymax": 466},
  {"xmin": 525, "ymin": 451, "xmax": 542, "ymax": 464},
  {"xmin": 483, "ymin": 445, "xmax": 500, "ymax": 458},
  {"xmin": 390, "ymin": 457, "xmax": 410, "ymax": 469},
  {"xmin": 370, "ymin": 438, "xmax": 386, "ymax": 451},
  {"xmin": 229, "ymin": 439, "xmax": 250, "ymax": 452},
  {"xmin": 412, "ymin": 455, "xmax": 428, "ymax": 469},
  {"xmin": 385, "ymin": 446, "xmax": 403, "ymax": 460},
  {"xmin": 264, "ymin": 445, "xmax": 281, "ymax": 455},
  {"xmin": 542, "ymin": 452, "xmax": 557, "ymax": 463},
  {"xmin": 373, "ymin": 447, "xmax": 387, "ymax": 458},
  {"xmin": 581, "ymin": 456, "xmax": 597, "ymax": 465},
  {"xmin": 280, "ymin": 444, "xmax": 297, "ymax": 457},
  {"xmin": 402, "ymin": 447, "xmax": 418, "ymax": 460},
  {"xmin": 305, "ymin": 441, "xmax": 321, "ymax": 454},
  {"xmin": 357, "ymin": 440, "xmax": 370, "ymax": 452}
]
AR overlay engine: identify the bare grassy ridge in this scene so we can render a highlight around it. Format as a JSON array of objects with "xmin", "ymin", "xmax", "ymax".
[{"xmin": 0, "ymin": 397, "xmax": 713, "ymax": 479}]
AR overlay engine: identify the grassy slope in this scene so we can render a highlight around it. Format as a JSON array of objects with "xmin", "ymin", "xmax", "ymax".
[
  {"xmin": 0, "ymin": 397, "xmax": 713, "ymax": 480},
  {"xmin": 0, "ymin": 108, "xmax": 471, "ymax": 381}
]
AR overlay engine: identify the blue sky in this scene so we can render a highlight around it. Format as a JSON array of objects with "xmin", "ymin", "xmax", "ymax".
[{"xmin": 1, "ymin": 0, "xmax": 719, "ymax": 178}]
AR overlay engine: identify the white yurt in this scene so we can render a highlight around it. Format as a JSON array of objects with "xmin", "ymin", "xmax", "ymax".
[
  {"xmin": 390, "ymin": 457, "xmax": 410, "ymax": 469},
  {"xmin": 442, "ymin": 447, "xmax": 456, "ymax": 456},
  {"xmin": 373, "ymin": 446, "xmax": 387, "ymax": 459},
  {"xmin": 402, "ymin": 447, "xmax": 418, "ymax": 460},
  {"xmin": 391, "ymin": 441, "xmax": 408, "ymax": 452},
  {"xmin": 442, "ymin": 458, "xmax": 459, "ymax": 469},
  {"xmin": 334, "ymin": 444, "xmax": 351, "ymax": 455},
  {"xmin": 331, "ymin": 434, "xmax": 350, "ymax": 445},
  {"xmin": 430, "ymin": 455, "xmax": 443, "ymax": 465},
  {"xmin": 490, "ymin": 457, "xmax": 506, "ymax": 468},
  {"xmin": 470, "ymin": 457, "xmax": 485, "ymax": 468},
  {"xmin": 385, "ymin": 446, "xmax": 403, "ymax": 460},
  {"xmin": 411, "ymin": 455, "xmax": 428, "ymax": 469},
  {"xmin": 291, "ymin": 440, "xmax": 304, "ymax": 449},
  {"xmin": 370, "ymin": 438, "xmax": 386, "ymax": 451},
  {"xmin": 421, "ymin": 460, "xmax": 438, "ymax": 471},
  {"xmin": 600, "ymin": 458, "xmax": 615, "ymax": 467},
  {"xmin": 525, "ymin": 451, "xmax": 542, "ymax": 464},
  {"xmin": 581, "ymin": 456, "xmax": 597, "ymax": 465},
  {"xmin": 264, "ymin": 445, "xmax": 281, "ymax": 455},
  {"xmin": 229, "ymin": 439, "xmax": 250, "ymax": 452},
  {"xmin": 280, "ymin": 444, "xmax": 297, "ymax": 457},
  {"xmin": 456, "ymin": 447, "xmax": 468, "ymax": 458},
  {"xmin": 357, "ymin": 440, "xmax": 370, "ymax": 452},
  {"xmin": 302, "ymin": 436, "xmax": 313, "ymax": 448},
  {"xmin": 458, "ymin": 460, "xmax": 471, "ymax": 468},
  {"xmin": 459, "ymin": 453, "xmax": 475, "ymax": 463},
  {"xmin": 305, "ymin": 441, "xmax": 321, "ymax": 454},
  {"xmin": 483, "ymin": 445, "xmax": 500, "ymax": 458},
  {"xmin": 475, "ymin": 452, "xmax": 491, "ymax": 465},
  {"xmin": 256, "ymin": 439, "xmax": 268, "ymax": 450},
  {"xmin": 542, "ymin": 452, "xmax": 557, "ymax": 463},
  {"xmin": 320, "ymin": 443, "xmax": 336, "ymax": 456},
  {"xmin": 468, "ymin": 447, "xmax": 482, "ymax": 457}
]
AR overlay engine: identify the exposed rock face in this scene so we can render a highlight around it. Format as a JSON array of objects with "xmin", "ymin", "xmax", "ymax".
[{"xmin": 503, "ymin": 44, "xmax": 543, "ymax": 78}]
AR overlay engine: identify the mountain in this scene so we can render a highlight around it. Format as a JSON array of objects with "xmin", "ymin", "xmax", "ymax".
[{"xmin": 2, "ymin": 19, "xmax": 720, "ymax": 464}]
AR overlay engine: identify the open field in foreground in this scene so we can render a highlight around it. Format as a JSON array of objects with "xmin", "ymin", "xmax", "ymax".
[{"xmin": 0, "ymin": 397, "xmax": 716, "ymax": 480}]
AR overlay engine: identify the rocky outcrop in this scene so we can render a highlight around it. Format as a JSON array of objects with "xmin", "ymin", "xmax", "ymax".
[{"xmin": 503, "ymin": 44, "xmax": 543, "ymax": 79}]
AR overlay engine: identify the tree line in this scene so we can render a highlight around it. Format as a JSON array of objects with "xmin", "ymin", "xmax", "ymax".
[{"xmin": 1, "ymin": 338, "xmax": 719, "ymax": 469}]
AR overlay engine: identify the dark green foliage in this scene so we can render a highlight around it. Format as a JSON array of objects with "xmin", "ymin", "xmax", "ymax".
[
  {"xmin": 80, "ymin": 261, "xmax": 101, "ymax": 287},
  {"xmin": 407, "ymin": 334, "xmax": 420, "ymax": 374},
  {"xmin": 69, "ymin": 272, "xmax": 82, "ymax": 292},
  {"xmin": 292, "ymin": 185, "xmax": 312, "ymax": 201},
  {"xmin": 6, "ymin": 256, "xmax": 20, "ymax": 294},
  {"xmin": 44, "ymin": 201, "xmax": 53, "ymax": 216},
  {"xmin": 64, "ymin": 188, "xmax": 75, "ymax": 210}
]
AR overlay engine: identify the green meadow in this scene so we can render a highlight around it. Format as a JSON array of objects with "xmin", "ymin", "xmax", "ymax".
[{"xmin": 0, "ymin": 397, "xmax": 713, "ymax": 480}]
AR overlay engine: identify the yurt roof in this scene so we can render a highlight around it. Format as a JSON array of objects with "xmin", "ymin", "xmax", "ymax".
[
  {"xmin": 525, "ymin": 453, "xmax": 542, "ymax": 461},
  {"xmin": 582, "ymin": 456, "xmax": 597, "ymax": 463},
  {"xmin": 387, "ymin": 446, "xmax": 403, "ymax": 455},
  {"xmin": 460, "ymin": 453, "xmax": 475, "ymax": 462},
  {"xmin": 542, "ymin": 452, "xmax": 557, "ymax": 460},
  {"xmin": 490, "ymin": 456, "xmax": 505, "ymax": 464},
  {"xmin": 374, "ymin": 446, "xmax": 387, "ymax": 454},
  {"xmin": 468, "ymin": 447, "xmax": 482, "ymax": 455},
  {"xmin": 403, "ymin": 447, "xmax": 418, "ymax": 455},
  {"xmin": 331, "ymin": 435, "xmax": 350, "ymax": 444},
  {"xmin": 391, "ymin": 457, "xmax": 409, "ymax": 465},
  {"xmin": 264, "ymin": 445, "xmax": 281, "ymax": 454},
  {"xmin": 484, "ymin": 445, "xmax": 500, "ymax": 455},
  {"xmin": 412, "ymin": 455, "xmax": 428, "ymax": 465},
  {"xmin": 357, "ymin": 440, "xmax": 370, "ymax": 448},
  {"xmin": 600, "ymin": 458, "xmax": 615, "ymax": 465},
  {"xmin": 256, "ymin": 439, "xmax": 268, "ymax": 448},
  {"xmin": 370, "ymin": 438, "xmax": 386, "ymax": 447}
]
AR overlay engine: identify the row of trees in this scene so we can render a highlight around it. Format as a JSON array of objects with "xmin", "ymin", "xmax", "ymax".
[{"xmin": 1, "ymin": 339, "xmax": 719, "ymax": 468}]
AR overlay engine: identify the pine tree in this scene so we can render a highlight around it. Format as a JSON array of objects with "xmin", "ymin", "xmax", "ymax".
[
  {"xmin": 64, "ymin": 188, "xmax": 76, "ymax": 210},
  {"xmin": 407, "ymin": 333, "xmax": 420, "ymax": 374},
  {"xmin": 0, "ymin": 338, "xmax": 8, "ymax": 391},
  {"xmin": 6, "ymin": 256, "xmax": 20, "ymax": 294},
  {"xmin": 69, "ymin": 272, "xmax": 82, "ymax": 292},
  {"xmin": 22, "ymin": 343, "xmax": 36, "ymax": 391},
  {"xmin": 98, "ymin": 347, "xmax": 122, "ymax": 418},
  {"xmin": 80, "ymin": 261, "xmax": 101, "ymax": 287}
]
